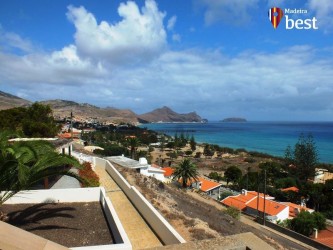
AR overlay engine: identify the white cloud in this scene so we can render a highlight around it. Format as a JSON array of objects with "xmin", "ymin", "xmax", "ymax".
[
  {"xmin": 2, "ymin": 44, "xmax": 333, "ymax": 120},
  {"xmin": 196, "ymin": 0, "xmax": 260, "ymax": 25},
  {"xmin": 167, "ymin": 15, "xmax": 177, "ymax": 30},
  {"xmin": 0, "ymin": 29, "xmax": 34, "ymax": 53},
  {"xmin": 66, "ymin": 0, "xmax": 166, "ymax": 64},
  {"xmin": 1, "ymin": 0, "xmax": 333, "ymax": 120},
  {"xmin": 307, "ymin": 0, "xmax": 333, "ymax": 31}
]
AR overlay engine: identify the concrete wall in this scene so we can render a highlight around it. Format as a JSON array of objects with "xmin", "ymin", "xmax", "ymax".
[
  {"xmin": 5, "ymin": 187, "xmax": 132, "ymax": 250},
  {"xmin": 4, "ymin": 188, "xmax": 100, "ymax": 204},
  {"xmin": 95, "ymin": 157, "xmax": 185, "ymax": 245},
  {"xmin": 276, "ymin": 206, "xmax": 289, "ymax": 222},
  {"xmin": 257, "ymin": 218, "xmax": 331, "ymax": 250}
]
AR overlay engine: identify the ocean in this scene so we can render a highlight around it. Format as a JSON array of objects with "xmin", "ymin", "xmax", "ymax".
[{"xmin": 140, "ymin": 122, "xmax": 333, "ymax": 164}]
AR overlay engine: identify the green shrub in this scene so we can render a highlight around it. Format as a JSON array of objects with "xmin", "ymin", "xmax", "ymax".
[
  {"xmin": 244, "ymin": 157, "xmax": 256, "ymax": 163},
  {"xmin": 225, "ymin": 206, "xmax": 240, "ymax": 220},
  {"xmin": 219, "ymin": 191, "xmax": 234, "ymax": 201}
]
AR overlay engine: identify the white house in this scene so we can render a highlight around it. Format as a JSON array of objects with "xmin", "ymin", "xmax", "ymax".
[{"xmin": 107, "ymin": 156, "xmax": 165, "ymax": 182}]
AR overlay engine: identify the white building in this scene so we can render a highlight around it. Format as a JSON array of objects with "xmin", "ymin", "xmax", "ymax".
[{"xmin": 107, "ymin": 156, "xmax": 165, "ymax": 182}]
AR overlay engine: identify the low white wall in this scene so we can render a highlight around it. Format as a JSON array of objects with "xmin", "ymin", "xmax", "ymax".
[
  {"xmin": 94, "ymin": 158, "xmax": 185, "ymax": 245},
  {"xmin": 4, "ymin": 188, "xmax": 100, "ymax": 204}
]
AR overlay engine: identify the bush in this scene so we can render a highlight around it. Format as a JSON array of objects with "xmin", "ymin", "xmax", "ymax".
[
  {"xmin": 208, "ymin": 171, "xmax": 223, "ymax": 182},
  {"xmin": 185, "ymin": 150, "xmax": 193, "ymax": 156},
  {"xmin": 244, "ymin": 157, "xmax": 256, "ymax": 163},
  {"xmin": 289, "ymin": 211, "xmax": 326, "ymax": 236},
  {"xmin": 219, "ymin": 191, "xmax": 233, "ymax": 201},
  {"xmin": 225, "ymin": 206, "xmax": 240, "ymax": 220},
  {"xmin": 79, "ymin": 162, "xmax": 100, "ymax": 187}
]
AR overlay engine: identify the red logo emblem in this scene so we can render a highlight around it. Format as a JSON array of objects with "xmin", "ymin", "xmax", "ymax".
[{"xmin": 268, "ymin": 7, "xmax": 284, "ymax": 29}]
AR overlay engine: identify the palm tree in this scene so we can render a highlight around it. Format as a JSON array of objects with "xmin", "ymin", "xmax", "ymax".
[
  {"xmin": 0, "ymin": 132, "xmax": 82, "ymax": 205},
  {"xmin": 128, "ymin": 137, "xmax": 140, "ymax": 159},
  {"xmin": 172, "ymin": 159, "xmax": 199, "ymax": 188}
]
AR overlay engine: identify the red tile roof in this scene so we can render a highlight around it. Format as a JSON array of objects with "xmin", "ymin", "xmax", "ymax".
[
  {"xmin": 178, "ymin": 177, "xmax": 221, "ymax": 192},
  {"xmin": 58, "ymin": 133, "xmax": 72, "ymax": 139},
  {"xmin": 222, "ymin": 191, "xmax": 284, "ymax": 216},
  {"xmin": 222, "ymin": 196, "xmax": 251, "ymax": 210},
  {"xmin": 161, "ymin": 167, "xmax": 174, "ymax": 177},
  {"xmin": 247, "ymin": 197, "xmax": 287, "ymax": 216},
  {"xmin": 197, "ymin": 177, "xmax": 221, "ymax": 192},
  {"xmin": 281, "ymin": 186, "xmax": 299, "ymax": 192},
  {"xmin": 280, "ymin": 202, "xmax": 314, "ymax": 218},
  {"xmin": 313, "ymin": 226, "xmax": 333, "ymax": 249},
  {"xmin": 221, "ymin": 191, "xmax": 258, "ymax": 211}
]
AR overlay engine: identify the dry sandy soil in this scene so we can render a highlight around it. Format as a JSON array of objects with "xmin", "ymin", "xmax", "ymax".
[{"xmin": 149, "ymin": 144, "xmax": 276, "ymax": 177}]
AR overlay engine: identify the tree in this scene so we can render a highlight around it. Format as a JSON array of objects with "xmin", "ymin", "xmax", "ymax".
[
  {"xmin": 203, "ymin": 144, "xmax": 214, "ymax": 158},
  {"xmin": 190, "ymin": 135, "xmax": 196, "ymax": 151},
  {"xmin": 285, "ymin": 134, "xmax": 318, "ymax": 181},
  {"xmin": 224, "ymin": 166, "xmax": 242, "ymax": 186},
  {"xmin": 0, "ymin": 103, "xmax": 60, "ymax": 137},
  {"xmin": 0, "ymin": 132, "xmax": 82, "ymax": 205},
  {"xmin": 289, "ymin": 211, "xmax": 326, "ymax": 236},
  {"xmin": 172, "ymin": 159, "xmax": 199, "ymax": 188},
  {"xmin": 128, "ymin": 137, "xmax": 140, "ymax": 159},
  {"xmin": 258, "ymin": 161, "xmax": 285, "ymax": 186}
]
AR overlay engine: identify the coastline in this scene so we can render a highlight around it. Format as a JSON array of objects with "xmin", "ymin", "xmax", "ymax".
[{"xmin": 140, "ymin": 121, "xmax": 333, "ymax": 164}]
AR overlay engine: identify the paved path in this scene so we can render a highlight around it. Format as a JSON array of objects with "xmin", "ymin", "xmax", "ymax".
[
  {"xmin": 95, "ymin": 166, "xmax": 163, "ymax": 250},
  {"xmin": 51, "ymin": 169, "xmax": 81, "ymax": 189}
]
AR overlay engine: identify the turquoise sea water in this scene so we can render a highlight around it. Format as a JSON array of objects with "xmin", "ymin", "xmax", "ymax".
[{"xmin": 140, "ymin": 122, "xmax": 333, "ymax": 164}]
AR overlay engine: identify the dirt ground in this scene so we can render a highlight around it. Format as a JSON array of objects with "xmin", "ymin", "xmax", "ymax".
[
  {"xmin": 115, "ymin": 166, "xmax": 306, "ymax": 250},
  {"xmin": 1, "ymin": 202, "xmax": 113, "ymax": 247},
  {"xmin": 149, "ymin": 144, "xmax": 275, "ymax": 177}
]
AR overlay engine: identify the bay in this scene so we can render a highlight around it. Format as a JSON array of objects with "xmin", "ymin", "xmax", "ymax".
[{"xmin": 140, "ymin": 122, "xmax": 333, "ymax": 164}]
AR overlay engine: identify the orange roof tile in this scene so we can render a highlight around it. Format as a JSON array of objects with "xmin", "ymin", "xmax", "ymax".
[
  {"xmin": 178, "ymin": 177, "xmax": 221, "ymax": 192},
  {"xmin": 313, "ymin": 226, "xmax": 333, "ymax": 249},
  {"xmin": 58, "ymin": 133, "xmax": 72, "ymax": 139},
  {"xmin": 197, "ymin": 177, "xmax": 221, "ymax": 192},
  {"xmin": 281, "ymin": 186, "xmax": 299, "ymax": 192},
  {"xmin": 222, "ymin": 196, "xmax": 248, "ymax": 210},
  {"xmin": 281, "ymin": 202, "xmax": 314, "ymax": 218},
  {"xmin": 161, "ymin": 167, "xmax": 174, "ymax": 177},
  {"xmin": 222, "ymin": 191, "xmax": 278, "ymax": 213},
  {"xmin": 221, "ymin": 191, "xmax": 258, "ymax": 210},
  {"xmin": 247, "ymin": 197, "xmax": 287, "ymax": 216}
]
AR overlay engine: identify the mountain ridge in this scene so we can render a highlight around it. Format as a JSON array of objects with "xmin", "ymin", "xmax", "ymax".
[
  {"xmin": 0, "ymin": 91, "xmax": 31, "ymax": 110},
  {"xmin": 0, "ymin": 91, "xmax": 203, "ymax": 124}
]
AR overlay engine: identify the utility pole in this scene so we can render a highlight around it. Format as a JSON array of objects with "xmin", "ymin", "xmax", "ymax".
[
  {"xmin": 263, "ymin": 169, "xmax": 267, "ymax": 226},
  {"xmin": 70, "ymin": 110, "xmax": 73, "ymax": 139},
  {"xmin": 256, "ymin": 171, "xmax": 260, "ymax": 218}
]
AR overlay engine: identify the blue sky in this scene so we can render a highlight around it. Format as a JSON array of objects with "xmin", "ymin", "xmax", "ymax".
[{"xmin": 1, "ymin": 0, "xmax": 333, "ymax": 121}]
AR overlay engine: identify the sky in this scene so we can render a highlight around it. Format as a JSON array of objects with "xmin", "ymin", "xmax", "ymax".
[{"xmin": 1, "ymin": 0, "xmax": 333, "ymax": 121}]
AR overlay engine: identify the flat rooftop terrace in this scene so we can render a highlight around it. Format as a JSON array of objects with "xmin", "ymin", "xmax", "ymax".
[{"xmin": 107, "ymin": 156, "xmax": 145, "ymax": 169}]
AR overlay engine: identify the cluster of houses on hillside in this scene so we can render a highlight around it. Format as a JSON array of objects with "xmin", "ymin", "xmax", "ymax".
[
  {"xmin": 221, "ymin": 189, "xmax": 314, "ymax": 222},
  {"xmin": 107, "ymin": 156, "xmax": 223, "ymax": 197},
  {"xmin": 107, "ymin": 155, "xmax": 318, "ymax": 225}
]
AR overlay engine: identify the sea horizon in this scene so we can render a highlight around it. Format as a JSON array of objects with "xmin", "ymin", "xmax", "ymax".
[{"xmin": 140, "ymin": 121, "xmax": 333, "ymax": 164}]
